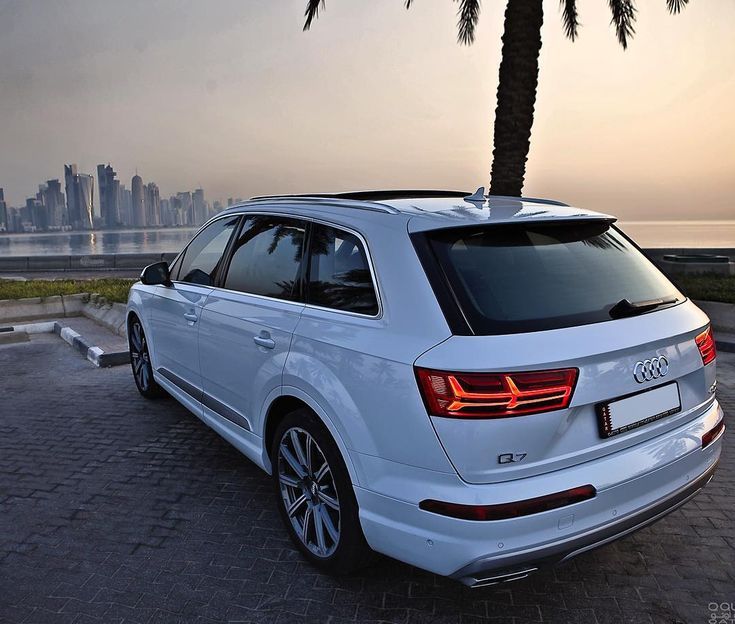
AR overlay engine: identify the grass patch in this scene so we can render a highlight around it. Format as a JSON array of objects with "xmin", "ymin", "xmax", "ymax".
[
  {"xmin": 674, "ymin": 274, "xmax": 735, "ymax": 305},
  {"xmin": 0, "ymin": 278, "xmax": 135, "ymax": 303}
]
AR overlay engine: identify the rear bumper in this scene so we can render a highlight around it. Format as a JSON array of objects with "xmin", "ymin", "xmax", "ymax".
[
  {"xmin": 450, "ymin": 458, "xmax": 718, "ymax": 586},
  {"xmin": 353, "ymin": 399, "xmax": 723, "ymax": 584}
]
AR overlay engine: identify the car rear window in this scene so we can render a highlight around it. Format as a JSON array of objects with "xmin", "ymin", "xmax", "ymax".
[{"xmin": 423, "ymin": 221, "xmax": 683, "ymax": 335}]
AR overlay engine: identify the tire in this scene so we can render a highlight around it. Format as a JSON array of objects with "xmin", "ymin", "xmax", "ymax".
[
  {"xmin": 271, "ymin": 408, "xmax": 373, "ymax": 574},
  {"xmin": 128, "ymin": 315, "xmax": 164, "ymax": 399}
]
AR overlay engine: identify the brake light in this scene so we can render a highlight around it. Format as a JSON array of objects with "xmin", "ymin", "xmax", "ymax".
[
  {"xmin": 419, "ymin": 485, "xmax": 596, "ymax": 521},
  {"xmin": 702, "ymin": 419, "xmax": 725, "ymax": 448},
  {"xmin": 415, "ymin": 367, "xmax": 578, "ymax": 418},
  {"xmin": 695, "ymin": 326, "xmax": 717, "ymax": 365}
]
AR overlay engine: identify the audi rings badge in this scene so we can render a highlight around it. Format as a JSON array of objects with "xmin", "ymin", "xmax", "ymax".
[{"xmin": 633, "ymin": 356, "xmax": 669, "ymax": 383}]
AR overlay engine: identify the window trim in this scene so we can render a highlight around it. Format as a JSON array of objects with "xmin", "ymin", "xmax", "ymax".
[
  {"xmin": 217, "ymin": 214, "xmax": 309, "ymax": 303},
  {"xmin": 167, "ymin": 213, "xmax": 243, "ymax": 288},
  {"xmin": 171, "ymin": 210, "xmax": 383, "ymax": 320},
  {"xmin": 303, "ymin": 221, "xmax": 381, "ymax": 318}
]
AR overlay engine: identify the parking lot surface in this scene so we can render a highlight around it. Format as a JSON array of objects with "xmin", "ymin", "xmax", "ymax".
[{"xmin": 1, "ymin": 335, "xmax": 733, "ymax": 624}]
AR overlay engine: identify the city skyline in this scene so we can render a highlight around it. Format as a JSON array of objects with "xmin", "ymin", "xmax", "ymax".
[{"xmin": 0, "ymin": 161, "xmax": 232, "ymax": 233}]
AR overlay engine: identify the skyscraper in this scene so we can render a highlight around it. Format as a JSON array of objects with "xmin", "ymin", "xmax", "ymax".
[
  {"xmin": 119, "ymin": 184, "xmax": 132, "ymax": 226},
  {"xmin": 176, "ymin": 191, "xmax": 193, "ymax": 225},
  {"xmin": 64, "ymin": 164, "xmax": 94, "ymax": 229},
  {"xmin": 64, "ymin": 164, "xmax": 77, "ymax": 227},
  {"xmin": 97, "ymin": 164, "xmax": 120, "ymax": 228},
  {"xmin": 131, "ymin": 174, "xmax": 145, "ymax": 227},
  {"xmin": 27, "ymin": 197, "xmax": 48, "ymax": 231},
  {"xmin": 39, "ymin": 179, "xmax": 66, "ymax": 228},
  {"xmin": 144, "ymin": 182, "xmax": 161, "ymax": 226},
  {"xmin": 192, "ymin": 188, "xmax": 206, "ymax": 224},
  {"xmin": 0, "ymin": 188, "xmax": 7, "ymax": 231}
]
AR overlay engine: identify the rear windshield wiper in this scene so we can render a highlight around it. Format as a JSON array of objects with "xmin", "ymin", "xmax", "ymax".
[{"xmin": 609, "ymin": 296, "xmax": 679, "ymax": 319}]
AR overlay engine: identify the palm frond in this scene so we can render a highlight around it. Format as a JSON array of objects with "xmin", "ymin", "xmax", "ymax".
[
  {"xmin": 303, "ymin": 0, "xmax": 325, "ymax": 31},
  {"xmin": 607, "ymin": 0, "xmax": 637, "ymax": 49},
  {"xmin": 455, "ymin": 0, "xmax": 481, "ymax": 45},
  {"xmin": 559, "ymin": 0, "xmax": 579, "ymax": 41},
  {"xmin": 665, "ymin": 0, "xmax": 688, "ymax": 14}
]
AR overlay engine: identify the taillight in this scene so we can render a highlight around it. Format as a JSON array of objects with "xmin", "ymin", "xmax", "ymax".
[
  {"xmin": 419, "ymin": 485, "xmax": 596, "ymax": 521},
  {"xmin": 702, "ymin": 419, "xmax": 725, "ymax": 448},
  {"xmin": 695, "ymin": 326, "xmax": 717, "ymax": 365},
  {"xmin": 415, "ymin": 367, "xmax": 578, "ymax": 418}
]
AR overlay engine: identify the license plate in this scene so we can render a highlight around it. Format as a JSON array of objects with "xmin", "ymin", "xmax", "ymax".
[{"xmin": 597, "ymin": 382, "xmax": 681, "ymax": 438}]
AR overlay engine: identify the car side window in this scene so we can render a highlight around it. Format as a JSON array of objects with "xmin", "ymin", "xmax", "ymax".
[
  {"xmin": 177, "ymin": 216, "xmax": 239, "ymax": 286},
  {"xmin": 307, "ymin": 224, "xmax": 379, "ymax": 315},
  {"xmin": 223, "ymin": 216, "xmax": 306, "ymax": 300}
]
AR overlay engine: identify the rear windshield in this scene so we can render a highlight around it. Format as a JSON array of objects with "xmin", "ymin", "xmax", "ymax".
[{"xmin": 424, "ymin": 221, "xmax": 683, "ymax": 334}]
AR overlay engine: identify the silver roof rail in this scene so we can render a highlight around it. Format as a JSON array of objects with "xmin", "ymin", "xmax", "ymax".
[
  {"xmin": 488, "ymin": 194, "xmax": 570, "ymax": 207},
  {"xmin": 246, "ymin": 194, "xmax": 401, "ymax": 214}
]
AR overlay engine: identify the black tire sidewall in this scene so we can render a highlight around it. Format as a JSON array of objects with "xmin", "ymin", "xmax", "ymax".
[{"xmin": 128, "ymin": 316, "xmax": 163, "ymax": 399}]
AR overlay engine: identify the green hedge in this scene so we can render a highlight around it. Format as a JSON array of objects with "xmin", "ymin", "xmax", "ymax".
[
  {"xmin": 0, "ymin": 279, "xmax": 135, "ymax": 304},
  {"xmin": 675, "ymin": 275, "xmax": 735, "ymax": 305}
]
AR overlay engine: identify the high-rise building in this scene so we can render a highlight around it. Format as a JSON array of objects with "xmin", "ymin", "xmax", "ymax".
[
  {"xmin": 76, "ymin": 174, "xmax": 95, "ymax": 229},
  {"xmin": 26, "ymin": 197, "xmax": 48, "ymax": 231},
  {"xmin": 192, "ymin": 188, "xmax": 206, "ymax": 224},
  {"xmin": 64, "ymin": 164, "xmax": 94, "ymax": 229},
  {"xmin": 38, "ymin": 179, "xmax": 65, "ymax": 228},
  {"xmin": 0, "ymin": 188, "xmax": 7, "ymax": 231},
  {"xmin": 97, "ymin": 164, "xmax": 120, "ymax": 228},
  {"xmin": 131, "ymin": 174, "xmax": 145, "ymax": 227},
  {"xmin": 176, "ymin": 191, "xmax": 193, "ymax": 225},
  {"xmin": 144, "ymin": 182, "xmax": 161, "ymax": 226},
  {"xmin": 119, "ymin": 185, "xmax": 132, "ymax": 226}
]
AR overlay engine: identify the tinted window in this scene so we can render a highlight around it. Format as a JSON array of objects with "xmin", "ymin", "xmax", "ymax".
[
  {"xmin": 224, "ymin": 216, "xmax": 306, "ymax": 300},
  {"xmin": 425, "ymin": 221, "xmax": 682, "ymax": 334},
  {"xmin": 307, "ymin": 224, "xmax": 378, "ymax": 315},
  {"xmin": 178, "ymin": 216, "xmax": 239, "ymax": 286}
]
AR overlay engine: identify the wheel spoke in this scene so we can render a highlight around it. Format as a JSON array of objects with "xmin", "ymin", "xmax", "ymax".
[
  {"xmin": 290, "ymin": 429, "xmax": 308, "ymax": 468},
  {"xmin": 319, "ymin": 490, "xmax": 339, "ymax": 511},
  {"xmin": 301, "ymin": 505, "xmax": 313, "ymax": 541},
  {"xmin": 278, "ymin": 473, "xmax": 300, "ymax": 488},
  {"xmin": 313, "ymin": 503, "xmax": 327, "ymax": 553},
  {"xmin": 318, "ymin": 505, "xmax": 339, "ymax": 543},
  {"xmin": 287, "ymin": 494, "xmax": 307, "ymax": 517},
  {"xmin": 133, "ymin": 358, "xmax": 143, "ymax": 374},
  {"xmin": 140, "ymin": 364, "xmax": 149, "ymax": 388},
  {"xmin": 314, "ymin": 461, "xmax": 330, "ymax": 483},
  {"xmin": 305, "ymin": 434, "xmax": 313, "ymax": 475},
  {"xmin": 280, "ymin": 445, "xmax": 307, "ymax": 479},
  {"xmin": 131, "ymin": 324, "xmax": 143, "ymax": 351}
]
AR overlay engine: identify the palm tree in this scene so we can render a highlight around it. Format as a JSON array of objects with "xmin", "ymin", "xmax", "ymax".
[{"xmin": 302, "ymin": 0, "xmax": 690, "ymax": 197}]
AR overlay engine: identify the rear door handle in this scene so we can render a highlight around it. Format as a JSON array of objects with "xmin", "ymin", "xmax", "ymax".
[
  {"xmin": 253, "ymin": 335, "xmax": 275, "ymax": 349},
  {"xmin": 183, "ymin": 312, "xmax": 198, "ymax": 323}
]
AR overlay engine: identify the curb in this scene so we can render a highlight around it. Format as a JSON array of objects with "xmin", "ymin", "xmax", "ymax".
[
  {"xmin": 53, "ymin": 323, "xmax": 129, "ymax": 368},
  {"xmin": 0, "ymin": 320, "xmax": 129, "ymax": 368}
]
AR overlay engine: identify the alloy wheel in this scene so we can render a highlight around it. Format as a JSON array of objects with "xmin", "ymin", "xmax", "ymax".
[
  {"xmin": 277, "ymin": 427, "xmax": 341, "ymax": 557},
  {"xmin": 129, "ymin": 321, "xmax": 153, "ymax": 392}
]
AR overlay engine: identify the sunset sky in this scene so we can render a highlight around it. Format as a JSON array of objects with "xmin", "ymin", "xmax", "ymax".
[{"xmin": 1, "ymin": 0, "xmax": 733, "ymax": 220}]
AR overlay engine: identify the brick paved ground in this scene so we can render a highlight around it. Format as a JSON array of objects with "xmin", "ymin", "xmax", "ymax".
[{"xmin": 0, "ymin": 335, "xmax": 733, "ymax": 624}]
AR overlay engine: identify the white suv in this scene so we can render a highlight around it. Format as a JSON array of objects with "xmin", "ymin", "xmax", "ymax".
[{"xmin": 127, "ymin": 190, "xmax": 724, "ymax": 587}]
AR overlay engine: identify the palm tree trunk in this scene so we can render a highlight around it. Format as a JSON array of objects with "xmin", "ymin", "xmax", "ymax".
[{"xmin": 489, "ymin": 0, "xmax": 543, "ymax": 197}]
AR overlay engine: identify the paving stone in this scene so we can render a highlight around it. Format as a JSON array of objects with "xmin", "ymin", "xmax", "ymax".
[{"xmin": 0, "ymin": 337, "xmax": 733, "ymax": 623}]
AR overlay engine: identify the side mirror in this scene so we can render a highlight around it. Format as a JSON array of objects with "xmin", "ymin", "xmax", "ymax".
[{"xmin": 140, "ymin": 261, "xmax": 172, "ymax": 286}]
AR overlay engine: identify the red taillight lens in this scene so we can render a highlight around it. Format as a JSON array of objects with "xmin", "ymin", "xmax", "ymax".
[
  {"xmin": 702, "ymin": 419, "xmax": 725, "ymax": 448},
  {"xmin": 415, "ymin": 367, "xmax": 578, "ymax": 418},
  {"xmin": 695, "ymin": 326, "xmax": 717, "ymax": 366},
  {"xmin": 419, "ymin": 485, "xmax": 596, "ymax": 521}
]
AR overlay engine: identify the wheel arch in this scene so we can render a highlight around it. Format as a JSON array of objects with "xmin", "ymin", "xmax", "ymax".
[{"xmin": 261, "ymin": 389, "xmax": 362, "ymax": 487}]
